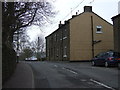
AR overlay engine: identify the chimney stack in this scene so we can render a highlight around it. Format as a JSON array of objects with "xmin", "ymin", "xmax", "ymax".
[
  {"xmin": 76, "ymin": 12, "xmax": 78, "ymax": 15},
  {"xmin": 59, "ymin": 21, "xmax": 63, "ymax": 27},
  {"xmin": 84, "ymin": 6, "xmax": 92, "ymax": 12}
]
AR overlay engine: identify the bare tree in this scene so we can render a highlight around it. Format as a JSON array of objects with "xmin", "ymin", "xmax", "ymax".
[
  {"xmin": 13, "ymin": 29, "xmax": 31, "ymax": 52},
  {"xmin": 19, "ymin": 47, "xmax": 33, "ymax": 60},
  {"xmin": 2, "ymin": 1, "xmax": 55, "ymax": 47},
  {"xmin": 2, "ymin": 1, "xmax": 55, "ymax": 82},
  {"xmin": 29, "ymin": 36, "xmax": 45, "ymax": 60},
  {"xmin": 30, "ymin": 36, "xmax": 44, "ymax": 52}
]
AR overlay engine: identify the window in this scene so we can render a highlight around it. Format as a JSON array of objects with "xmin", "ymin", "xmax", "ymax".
[
  {"xmin": 63, "ymin": 46, "xmax": 67, "ymax": 57},
  {"xmin": 54, "ymin": 34, "xmax": 57, "ymax": 41},
  {"xmin": 96, "ymin": 52, "xmax": 105, "ymax": 58},
  {"xmin": 56, "ymin": 49, "xmax": 59, "ymax": 57},
  {"xmin": 63, "ymin": 29, "xmax": 67, "ymax": 40},
  {"xmin": 96, "ymin": 26, "xmax": 102, "ymax": 34},
  {"xmin": 60, "ymin": 31, "xmax": 62, "ymax": 40},
  {"xmin": 63, "ymin": 36, "xmax": 67, "ymax": 40},
  {"xmin": 65, "ymin": 29, "xmax": 67, "ymax": 32},
  {"xmin": 57, "ymin": 34, "xmax": 59, "ymax": 42},
  {"xmin": 51, "ymin": 48, "xmax": 53, "ymax": 57}
]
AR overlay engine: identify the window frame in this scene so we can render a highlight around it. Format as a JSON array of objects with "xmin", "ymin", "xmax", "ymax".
[{"xmin": 96, "ymin": 26, "xmax": 103, "ymax": 34}]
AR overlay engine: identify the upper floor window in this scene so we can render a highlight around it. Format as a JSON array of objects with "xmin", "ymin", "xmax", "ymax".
[
  {"xmin": 96, "ymin": 26, "xmax": 102, "ymax": 34},
  {"xmin": 54, "ymin": 34, "xmax": 57, "ymax": 41},
  {"xmin": 63, "ymin": 29, "xmax": 67, "ymax": 39},
  {"xmin": 65, "ymin": 29, "xmax": 67, "ymax": 32},
  {"xmin": 57, "ymin": 34, "xmax": 59, "ymax": 42}
]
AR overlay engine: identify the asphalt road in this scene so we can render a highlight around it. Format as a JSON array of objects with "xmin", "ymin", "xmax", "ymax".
[{"xmin": 27, "ymin": 61, "xmax": 119, "ymax": 89}]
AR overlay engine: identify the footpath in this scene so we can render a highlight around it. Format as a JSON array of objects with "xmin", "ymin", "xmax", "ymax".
[{"xmin": 2, "ymin": 61, "xmax": 34, "ymax": 88}]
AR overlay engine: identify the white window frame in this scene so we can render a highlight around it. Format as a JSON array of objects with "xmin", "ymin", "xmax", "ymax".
[
  {"xmin": 63, "ymin": 36, "xmax": 67, "ymax": 40},
  {"xmin": 96, "ymin": 26, "xmax": 103, "ymax": 34}
]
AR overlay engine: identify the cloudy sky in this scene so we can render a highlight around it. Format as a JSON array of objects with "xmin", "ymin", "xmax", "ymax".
[{"xmin": 27, "ymin": 0, "xmax": 120, "ymax": 41}]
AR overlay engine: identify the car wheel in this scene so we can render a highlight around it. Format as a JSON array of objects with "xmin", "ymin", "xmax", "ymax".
[
  {"xmin": 92, "ymin": 61, "xmax": 95, "ymax": 66},
  {"xmin": 105, "ymin": 62, "xmax": 109, "ymax": 67}
]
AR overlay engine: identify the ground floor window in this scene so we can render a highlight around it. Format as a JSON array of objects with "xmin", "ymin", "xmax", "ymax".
[{"xmin": 63, "ymin": 46, "xmax": 67, "ymax": 57}]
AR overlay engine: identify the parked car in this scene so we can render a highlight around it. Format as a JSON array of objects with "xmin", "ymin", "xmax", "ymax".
[
  {"xmin": 30, "ymin": 56, "xmax": 37, "ymax": 61},
  {"xmin": 25, "ymin": 56, "xmax": 37, "ymax": 61},
  {"xmin": 91, "ymin": 51, "xmax": 120, "ymax": 67}
]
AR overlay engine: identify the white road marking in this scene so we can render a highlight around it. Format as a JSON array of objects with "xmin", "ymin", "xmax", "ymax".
[
  {"xmin": 62, "ymin": 67, "xmax": 78, "ymax": 75},
  {"xmin": 90, "ymin": 79, "xmax": 116, "ymax": 90},
  {"xmin": 68, "ymin": 69, "xmax": 78, "ymax": 74},
  {"xmin": 80, "ymin": 79, "xmax": 87, "ymax": 82},
  {"xmin": 62, "ymin": 67, "xmax": 65, "ymax": 69},
  {"xmin": 54, "ymin": 65, "xmax": 58, "ymax": 67}
]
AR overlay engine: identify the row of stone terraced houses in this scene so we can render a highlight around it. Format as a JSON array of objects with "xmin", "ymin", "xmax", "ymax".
[
  {"xmin": 45, "ymin": 6, "xmax": 114, "ymax": 61},
  {"xmin": 112, "ymin": 13, "xmax": 120, "ymax": 53},
  {"xmin": 112, "ymin": 1, "xmax": 120, "ymax": 57}
]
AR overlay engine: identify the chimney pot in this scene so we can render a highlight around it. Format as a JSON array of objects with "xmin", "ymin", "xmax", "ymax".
[
  {"xmin": 84, "ymin": 6, "xmax": 92, "ymax": 12},
  {"xmin": 59, "ymin": 21, "xmax": 62, "ymax": 27},
  {"xmin": 60, "ymin": 21, "xmax": 61, "ymax": 24},
  {"xmin": 76, "ymin": 12, "xmax": 78, "ymax": 15},
  {"xmin": 72, "ymin": 15, "xmax": 76, "ymax": 18}
]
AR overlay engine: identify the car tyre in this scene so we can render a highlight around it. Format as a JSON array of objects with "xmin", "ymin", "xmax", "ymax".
[
  {"xmin": 105, "ymin": 62, "xmax": 109, "ymax": 67},
  {"xmin": 92, "ymin": 61, "xmax": 95, "ymax": 66}
]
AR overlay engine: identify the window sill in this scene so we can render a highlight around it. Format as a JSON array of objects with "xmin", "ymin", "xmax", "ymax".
[{"xmin": 96, "ymin": 32, "xmax": 103, "ymax": 34}]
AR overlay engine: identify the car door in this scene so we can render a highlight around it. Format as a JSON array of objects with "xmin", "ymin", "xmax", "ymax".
[{"xmin": 95, "ymin": 52, "xmax": 106, "ymax": 65}]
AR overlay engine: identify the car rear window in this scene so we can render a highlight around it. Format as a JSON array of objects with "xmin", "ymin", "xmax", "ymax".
[{"xmin": 113, "ymin": 52, "xmax": 120, "ymax": 57}]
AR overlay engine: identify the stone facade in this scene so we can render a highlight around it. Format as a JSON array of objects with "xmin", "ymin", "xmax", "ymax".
[
  {"xmin": 46, "ymin": 6, "xmax": 114, "ymax": 61},
  {"xmin": 112, "ymin": 14, "xmax": 120, "ymax": 53},
  {"xmin": 46, "ymin": 21, "xmax": 70, "ymax": 61}
]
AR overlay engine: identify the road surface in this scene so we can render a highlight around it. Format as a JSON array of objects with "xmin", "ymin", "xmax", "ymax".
[{"xmin": 26, "ymin": 61, "xmax": 119, "ymax": 89}]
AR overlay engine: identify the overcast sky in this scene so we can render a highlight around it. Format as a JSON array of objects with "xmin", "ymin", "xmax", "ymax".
[{"xmin": 27, "ymin": 0, "xmax": 120, "ymax": 41}]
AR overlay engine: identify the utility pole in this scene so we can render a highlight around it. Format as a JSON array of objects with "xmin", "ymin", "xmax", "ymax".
[
  {"xmin": 91, "ymin": 16, "xmax": 102, "ymax": 58},
  {"xmin": 91, "ymin": 16, "xmax": 94, "ymax": 58},
  {"xmin": 37, "ymin": 37, "xmax": 40, "ymax": 60}
]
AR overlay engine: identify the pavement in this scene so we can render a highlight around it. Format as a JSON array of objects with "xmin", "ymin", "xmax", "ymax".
[{"xmin": 2, "ymin": 61, "xmax": 34, "ymax": 88}]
